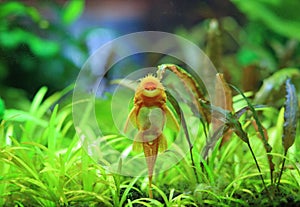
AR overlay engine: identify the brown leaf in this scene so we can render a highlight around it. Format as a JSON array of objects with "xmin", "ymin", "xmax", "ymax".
[
  {"xmin": 251, "ymin": 120, "xmax": 269, "ymax": 141},
  {"xmin": 214, "ymin": 73, "xmax": 234, "ymax": 146}
]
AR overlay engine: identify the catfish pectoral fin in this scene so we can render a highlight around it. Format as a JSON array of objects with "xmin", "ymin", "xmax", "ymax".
[
  {"xmin": 158, "ymin": 134, "xmax": 167, "ymax": 152},
  {"xmin": 132, "ymin": 131, "xmax": 143, "ymax": 152}
]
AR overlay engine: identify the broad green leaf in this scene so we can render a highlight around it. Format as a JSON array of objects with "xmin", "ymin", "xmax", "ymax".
[
  {"xmin": 0, "ymin": 2, "xmax": 27, "ymax": 18},
  {"xmin": 282, "ymin": 79, "xmax": 298, "ymax": 151},
  {"xmin": 0, "ymin": 29, "xmax": 27, "ymax": 48},
  {"xmin": 28, "ymin": 35, "xmax": 60, "ymax": 57},
  {"xmin": 62, "ymin": 0, "xmax": 85, "ymax": 25},
  {"xmin": 254, "ymin": 68, "xmax": 300, "ymax": 104},
  {"xmin": 0, "ymin": 1, "xmax": 41, "ymax": 22},
  {"xmin": 232, "ymin": 0, "xmax": 300, "ymax": 41},
  {"xmin": 0, "ymin": 29, "xmax": 59, "ymax": 57}
]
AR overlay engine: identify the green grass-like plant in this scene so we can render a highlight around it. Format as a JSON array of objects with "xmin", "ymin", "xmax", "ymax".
[{"xmin": 0, "ymin": 72, "xmax": 299, "ymax": 206}]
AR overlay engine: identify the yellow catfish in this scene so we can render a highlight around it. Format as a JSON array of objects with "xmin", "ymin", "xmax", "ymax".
[{"xmin": 124, "ymin": 74, "xmax": 180, "ymax": 198}]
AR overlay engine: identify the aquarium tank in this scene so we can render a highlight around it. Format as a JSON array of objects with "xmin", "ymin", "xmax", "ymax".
[{"xmin": 0, "ymin": 0, "xmax": 299, "ymax": 206}]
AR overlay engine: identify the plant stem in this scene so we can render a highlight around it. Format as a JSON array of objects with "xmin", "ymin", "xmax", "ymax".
[
  {"xmin": 181, "ymin": 111, "xmax": 199, "ymax": 183},
  {"xmin": 247, "ymin": 141, "xmax": 270, "ymax": 198},
  {"xmin": 277, "ymin": 150, "xmax": 288, "ymax": 189}
]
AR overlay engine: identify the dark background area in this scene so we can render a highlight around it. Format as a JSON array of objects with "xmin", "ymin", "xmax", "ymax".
[{"xmin": 0, "ymin": 0, "xmax": 242, "ymax": 98}]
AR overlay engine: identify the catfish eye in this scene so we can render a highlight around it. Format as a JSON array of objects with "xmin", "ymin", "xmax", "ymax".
[{"xmin": 144, "ymin": 82, "xmax": 157, "ymax": 91}]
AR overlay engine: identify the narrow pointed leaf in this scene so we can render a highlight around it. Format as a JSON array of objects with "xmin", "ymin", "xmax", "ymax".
[
  {"xmin": 277, "ymin": 79, "xmax": 299, "ymax": 187},
  {"xmin": 165, "ymin": 90, "xmax": 199, "ymax": 182},
  {"xmin": 231, "ymin": 84, "xmax": 275, "ymax": 184}
]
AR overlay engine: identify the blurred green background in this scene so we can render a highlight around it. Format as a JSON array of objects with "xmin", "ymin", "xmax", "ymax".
[{"xmin": 1, "ymin": 0, "xmax": 300, "ymax": 109}]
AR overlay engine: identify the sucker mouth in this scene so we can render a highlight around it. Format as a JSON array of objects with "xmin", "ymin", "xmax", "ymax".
[
  {"xmin": 144, "ymin": 82, "xmax": 157, "ymax": 91},
  {"xmin": 143, "ymin": 89, "xmax": 160, "ymax": 97}
]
